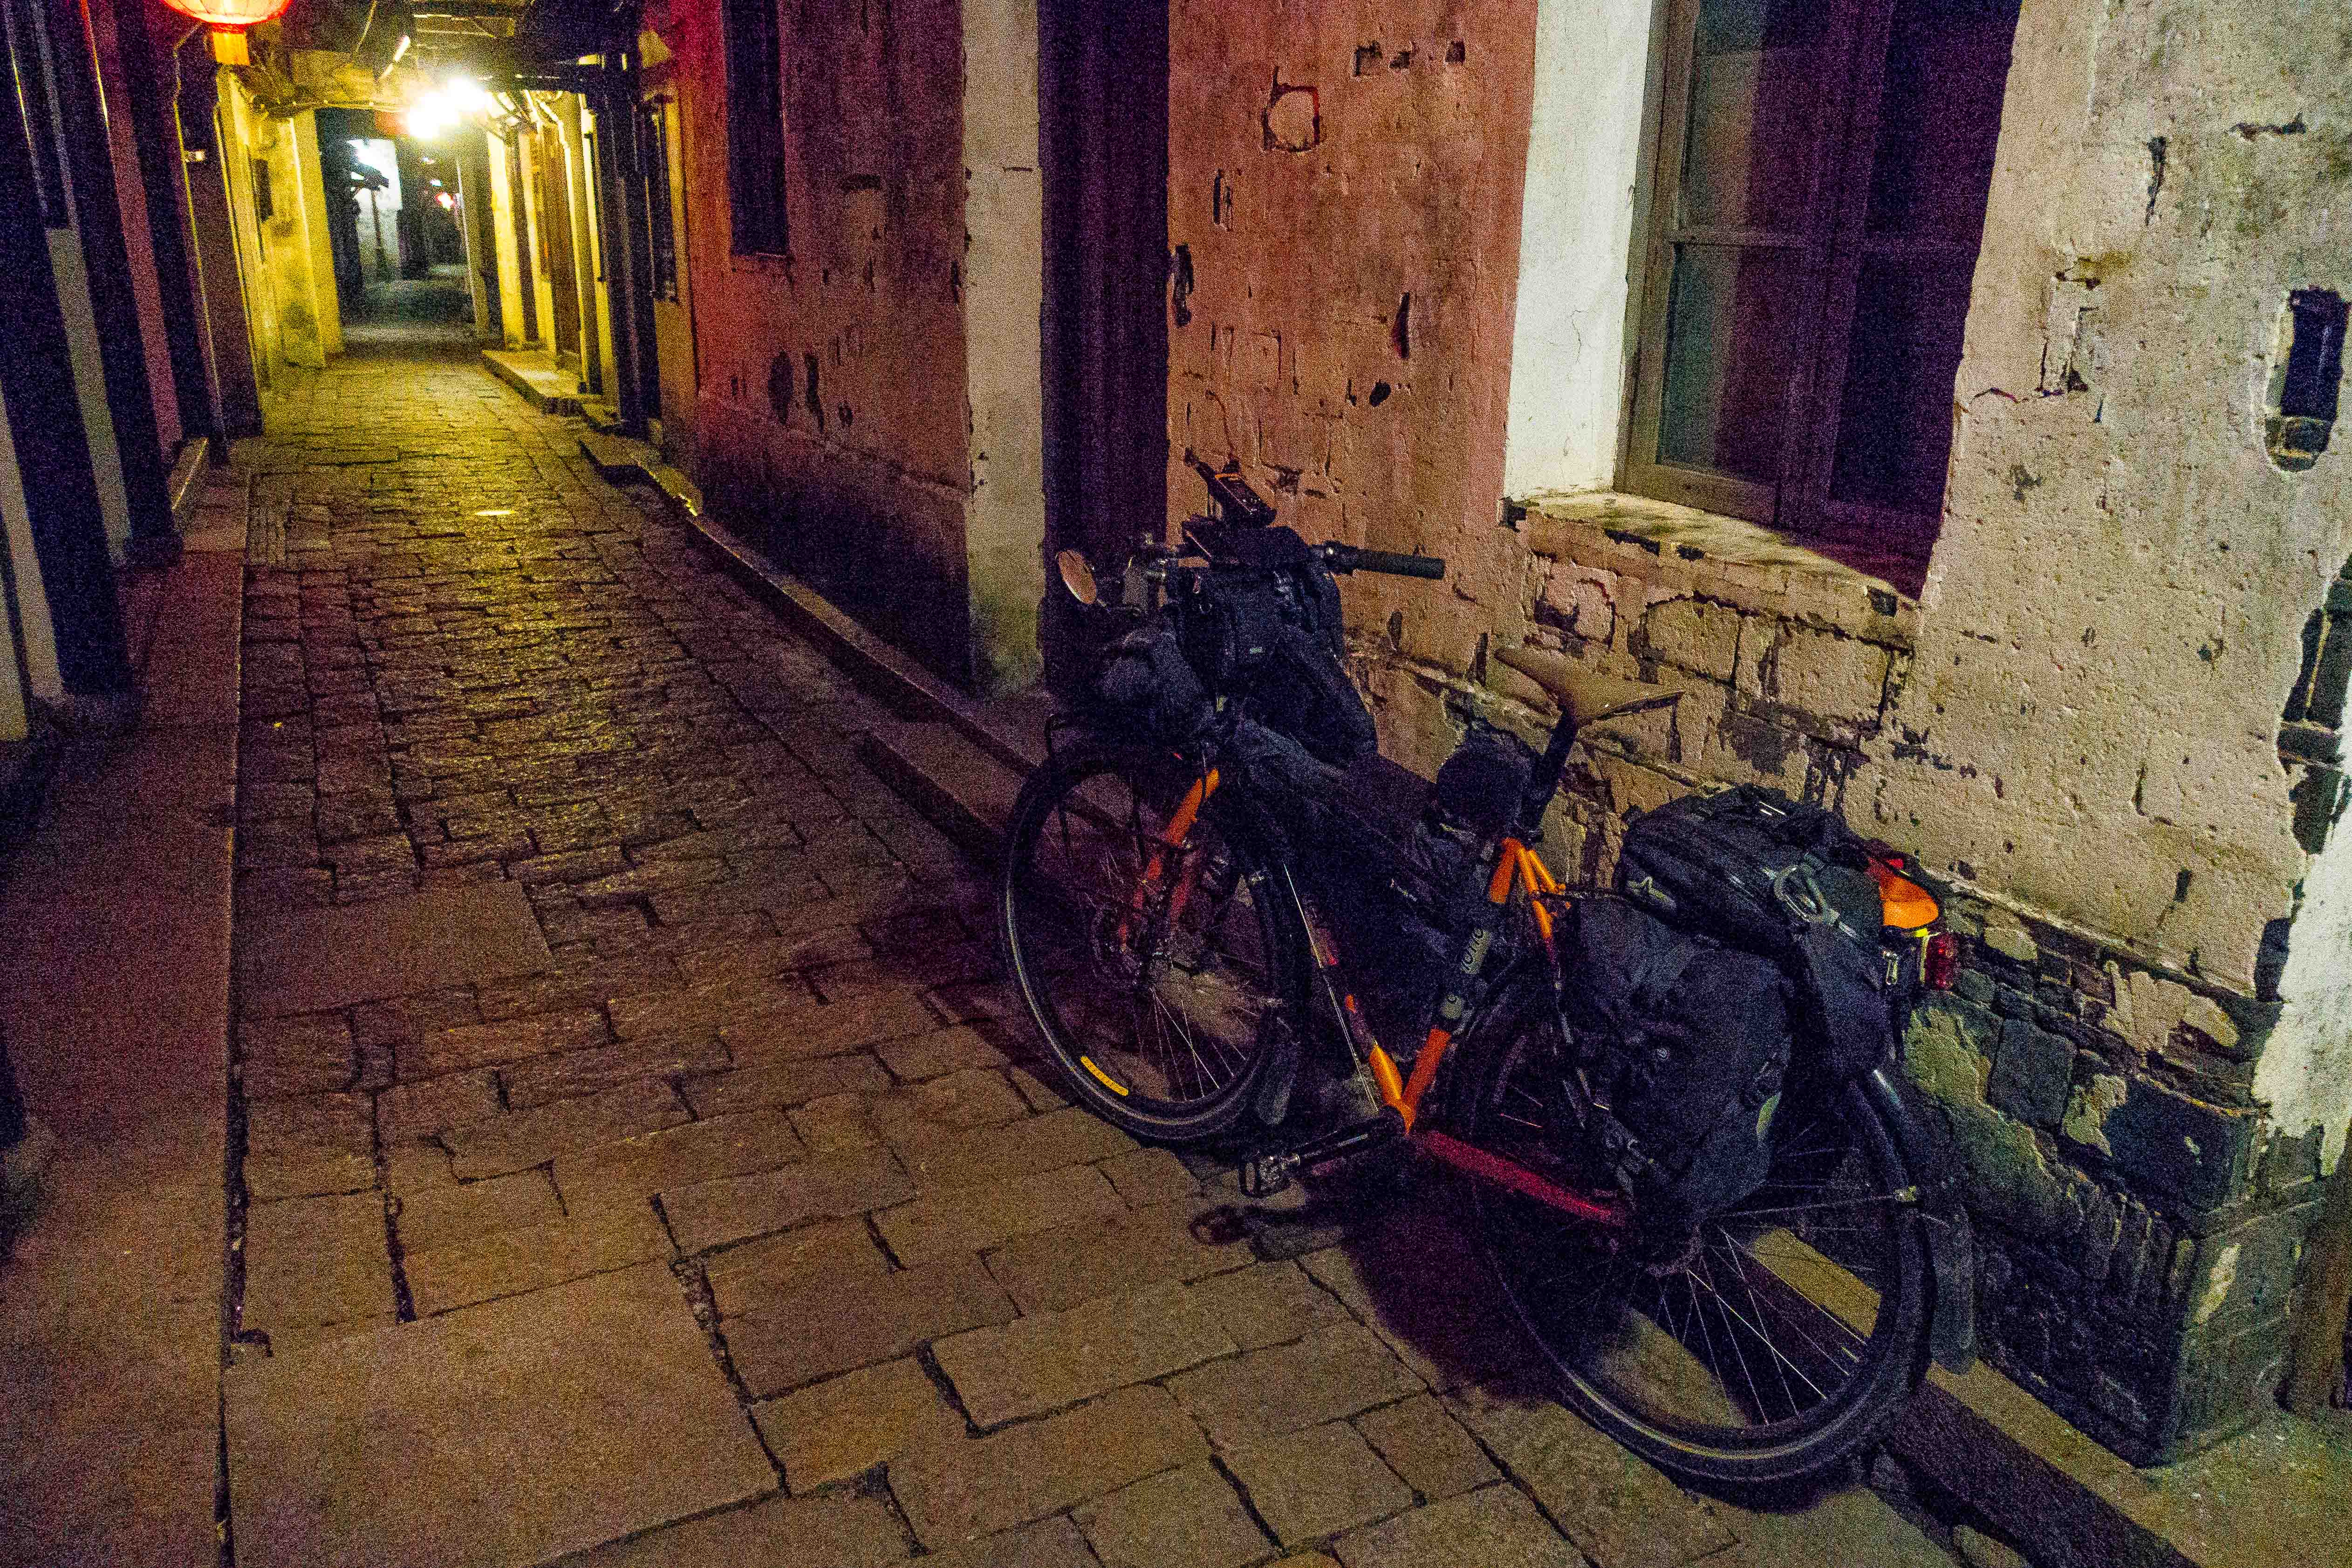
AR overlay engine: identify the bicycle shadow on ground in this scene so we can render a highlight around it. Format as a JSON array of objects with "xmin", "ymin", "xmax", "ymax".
[{"xmin": 1198, "ymin": 1154, "xmax": 1879, "ymax": 1526}]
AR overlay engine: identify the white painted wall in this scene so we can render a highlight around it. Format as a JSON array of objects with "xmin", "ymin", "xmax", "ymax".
[
  {"xmin": 960, "ymin": 0, "xmax": 1046, "ymax": 696},
  {"xmin": 1499, "ymin": 0, "xmax": 1657, "ymax": 499},
  {"xmin": 2257, "ymin": 802, "xmax": 2352, "ymax": 1174}
]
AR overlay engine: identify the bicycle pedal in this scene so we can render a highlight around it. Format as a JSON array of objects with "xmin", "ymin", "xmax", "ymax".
[{"xmin": 1238, "ymin": 1150, "xmax": 1300, "ymax": 1199}]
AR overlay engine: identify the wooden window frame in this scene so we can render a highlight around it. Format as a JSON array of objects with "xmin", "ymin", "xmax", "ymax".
[
  {"xmin": 1625, "ymin": 0, "xmax": 2010, "ymax": 575},
  {"xmin": 721, "ymin": 0, "xmax": 788, "ymax": 258}
]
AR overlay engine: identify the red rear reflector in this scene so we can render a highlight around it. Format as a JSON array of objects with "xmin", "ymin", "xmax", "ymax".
[{"xmin": 1923, "ymin": 931, "xmax": 1961, "ymax": 991}]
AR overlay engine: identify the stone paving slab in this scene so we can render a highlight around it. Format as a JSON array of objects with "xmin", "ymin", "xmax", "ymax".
[
  {"xmin": 1333, "ymin": 1484, "xmax": 1586, "ymax": 1568},
  {"xmin": 236, "ymin": 883, "xmax": 551, "ymax": 1016},
  {"xmin": 554, "ymin": 1493, "xmax": 907, "ymax": 1568},
  {"xmin": 917, "ymin": 1517, "xmax": 1098, "ymax": 1568},
  {"xmin": 1166, "ymin": 1321, "xmax": 1428, "ymax": 1443},
  {"xmin": 933, "ymin": 1279, "xmax": 1235, "ymax": 1428},
  {"xmin": 1224, "ymin": 1421, "xmax": 1416, "ymax": 1547},
  {"xmin": 889, "ymin": 1384, "xmax": 1211, "ymax": 1549},
  {"xmin": 749, "ymin": 1354, "xmax": 966, "ymax": 1491},
  {"xmin": 225, "ymin": 1264, "xmax": 774, "ymax": 1568},
  {"xmin": 402, "ymin": 1200, "xmax": 672, "ymax": 1315},
  {"xmin": 1444, "ymin": 1381, "xmax": 1736, "ymax": 1568},
  {"xmin": 723, "ymin": 1252, "xmax": 1015, "ymax": 1396},
  {"xmin": 1075, "ymin": 1460, "xmax": 1272, "ymax": 1568},
  {"xmin": 873, "ymin": 1160, "xmax": 1126, "ymax": 1266}
]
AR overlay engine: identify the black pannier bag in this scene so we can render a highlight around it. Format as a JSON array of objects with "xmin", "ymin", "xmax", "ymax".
[
  {"xmin": 1295, "ymin": 727, "xmax": 1535, "ymax": 1053},
  {"xmin": 1566, "ymin": 897, "xmax": 1793, "ymax": 1230},
  {"xmin": 1615, "ymin": 784, "xmax": 1893, "ymax": 1083}
]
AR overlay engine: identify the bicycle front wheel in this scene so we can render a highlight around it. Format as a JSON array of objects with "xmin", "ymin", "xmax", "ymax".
[
  {"xmin": 1460, "ymin": 988, "xmax": 1932, "ymax": 1487},
  {"xmin": 998, "ymin": 740, "xmax": 1303, "ymax": 1142}
]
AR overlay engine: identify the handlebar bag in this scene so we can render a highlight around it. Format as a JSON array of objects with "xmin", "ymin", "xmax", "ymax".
[
  {"xmin": 1175, "ymin": 525, "xmax": 1370, "ymax": 767},
  {"xmin": 1615, "ymin": 784, "xmax": 1893, "ymax": 1082},
  {"xmin": 1566, "ymin": 896, "xmax": 1792, "ymax": 1231},
  {"xmin": 1086, "ymin": 623, "xmax": 1214, "ymax": 745}
]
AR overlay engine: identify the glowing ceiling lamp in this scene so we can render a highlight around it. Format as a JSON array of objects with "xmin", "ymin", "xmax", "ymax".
[{"xmin": 406, "ymin": 76, "xmax": 493, "ymax": 141}]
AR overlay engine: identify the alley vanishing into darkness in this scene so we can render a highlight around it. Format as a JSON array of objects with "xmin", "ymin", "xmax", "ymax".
[{"xmin": 15, "ymin": 331, "xmax": 1987, "ymax": 1566}]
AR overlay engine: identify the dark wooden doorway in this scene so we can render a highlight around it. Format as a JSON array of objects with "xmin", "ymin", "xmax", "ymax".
[{"xmin": 1038, "ymin": 0, "xmax": 1169, "ymax": 687}]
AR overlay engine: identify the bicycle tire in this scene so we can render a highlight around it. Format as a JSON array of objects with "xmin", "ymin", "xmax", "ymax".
[
  {"xmin": 1457, "ymin": 981, "xmax": 1932, "ymax": 1487},
  {"xmin": 997, "ymin": 739, "xmax": 1307, "ymax": 1143}
]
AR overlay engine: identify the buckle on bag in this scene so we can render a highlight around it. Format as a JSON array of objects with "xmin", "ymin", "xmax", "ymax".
[{"xmin": 1770, "ymin": 862, "xmax": 1839, "ymax": 925}]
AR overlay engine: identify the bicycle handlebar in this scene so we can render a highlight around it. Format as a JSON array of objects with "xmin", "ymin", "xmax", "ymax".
[{"xmin": 1322, "ymin": 542, "xmax": 1447, "ymax": 581}]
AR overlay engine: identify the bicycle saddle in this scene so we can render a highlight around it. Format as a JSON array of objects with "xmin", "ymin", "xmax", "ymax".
[{"xmin": 1494, "ymin": 645, "xmax": 1685, "ymax": 730}]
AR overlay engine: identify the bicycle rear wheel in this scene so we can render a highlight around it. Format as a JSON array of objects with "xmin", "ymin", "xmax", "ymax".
[
  {"xmin": 998, "ymin": 740, "xmax": 1303, "ymax": 1142},
  {"xmin": 1460, "ymin": 987, "xmax": 1931, "ymax": 1487}
]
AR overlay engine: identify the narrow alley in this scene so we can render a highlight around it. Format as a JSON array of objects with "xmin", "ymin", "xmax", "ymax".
[
  {"xmin": 4, "ymin": 3, "xmax": 2350, "ymax": 1567},
  {"xmin": 15, "ymin": 334, "xmax": 1982, "ymax": 1568}
]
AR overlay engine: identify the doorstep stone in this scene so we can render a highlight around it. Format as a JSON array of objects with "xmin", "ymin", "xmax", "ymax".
[
  {"xmin": 237, "ymin": 883, "xmax": 552, "ymax": 1017},
  {"xmin": 225, "ymin": 1264, "xmax": 773, "ymax": 1568}
]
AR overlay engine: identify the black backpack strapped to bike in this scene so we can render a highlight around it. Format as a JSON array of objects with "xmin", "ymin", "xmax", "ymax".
[{"xmin": 1613, "ymin": 783, "xmax": 1895, "ymax": 1085}]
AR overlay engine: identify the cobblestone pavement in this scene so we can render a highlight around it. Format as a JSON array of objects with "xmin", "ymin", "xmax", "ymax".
[{"xmin": 220, "ymin": 338, "xmax": 1965, "ymax": 1568}]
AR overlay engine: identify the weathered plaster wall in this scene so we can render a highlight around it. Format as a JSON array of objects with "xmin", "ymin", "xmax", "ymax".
[
  {"xmin": 216, "ymin": 77, "xmax": 335, "ymax": 377},
  {"xmin": 1874, "ymin": 0, "xmax": 2340, "ymax": 999},
  {"xmin": 291, "ymin": 111, "xmax": 342, "ymax": 359},
  {"xmin": 1175, "ymin": 0, "xmax": 2346, "ymax": 1460},
  {"xmin": 675, "ymin": 0, "xmax": 980, "ymax": 682},
  {"xmin": 1166, "ymin": 0, "xmax": 1540, "ymax": 681}
]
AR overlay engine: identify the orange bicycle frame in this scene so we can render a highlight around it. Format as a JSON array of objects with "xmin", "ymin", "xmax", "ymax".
[{"xmin": 1369, "ymin": 837, "xmax": 1560, "ymax": 1130}]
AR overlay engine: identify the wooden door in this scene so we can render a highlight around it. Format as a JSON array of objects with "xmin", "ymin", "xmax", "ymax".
[
  {"xmin": 535, "ymin": 130, "xmax": 581, "ymax": 364},
  {"xmin": 1039, "ymin": 0, "xmax": 1169, "ymax": 685}
]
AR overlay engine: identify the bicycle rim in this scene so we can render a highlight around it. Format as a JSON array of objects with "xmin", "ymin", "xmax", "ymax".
[{"xmin": 999, "ymin": 745, "xmax": 1292, "ymax": 1139}]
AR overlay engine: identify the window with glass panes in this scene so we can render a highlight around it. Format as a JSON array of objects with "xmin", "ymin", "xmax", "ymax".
[{"xmin": 1625, "ymin": 0, "xmax": 2018, "ymax": 589}]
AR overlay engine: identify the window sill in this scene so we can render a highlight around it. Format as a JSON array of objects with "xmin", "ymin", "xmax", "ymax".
[{"xmin": 1514, "ymin": 490, "xmax": 1921, "ymax": 646}]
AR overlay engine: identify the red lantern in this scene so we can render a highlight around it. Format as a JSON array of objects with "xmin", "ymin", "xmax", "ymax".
[
  {"xmin": 158, "ymin": 0, "xmax": 293, "ymax": 26},
  {"xmin": 160, "ymin": 0, "xmax": 290, "ymax": 65}
]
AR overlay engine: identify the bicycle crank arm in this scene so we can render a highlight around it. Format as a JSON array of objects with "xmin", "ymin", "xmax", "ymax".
[
  {"xmin": 1239, "ymin": 1108, "xmax": 1407, "ymax": 1198},
  {"xmin": 1414, "ymin": 1130, "xmax": 1629, "ymax": 1227}
]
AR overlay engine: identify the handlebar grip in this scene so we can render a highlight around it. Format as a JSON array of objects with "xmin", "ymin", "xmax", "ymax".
[{"xmin": 1340, "ymin": 547, "xmax": 1447, "ymax": 580}]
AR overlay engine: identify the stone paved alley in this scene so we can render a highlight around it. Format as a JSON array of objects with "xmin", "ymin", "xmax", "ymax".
[{"xmin": 16, "ymin": 338, "xmax": 1976, "ymax": 1568}]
